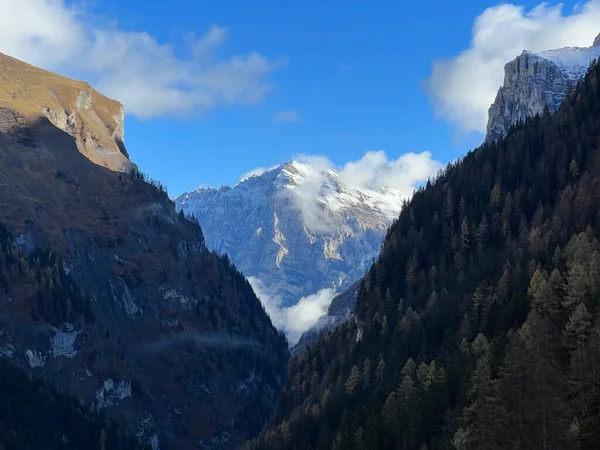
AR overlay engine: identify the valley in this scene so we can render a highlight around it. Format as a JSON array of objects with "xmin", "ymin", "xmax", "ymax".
[{"xmin": 0, "ymin": 6, "xmax": 600, "ymax": 450}]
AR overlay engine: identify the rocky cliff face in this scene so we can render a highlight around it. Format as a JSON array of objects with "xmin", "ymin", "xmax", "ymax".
[
  {"xmin": 486, "ymin": 34, "xmax": 600, "ymax": 142},
  {"xmin": 0, "ymin": 55, "xmax": 287, "ymax": 450},
  {"xmin": 0, "ymin": 52, "xmax": 134, "ymax": 172},
  {"xmin": 176, "ymin": 162, "xmax": 403, "ymax": 341}
]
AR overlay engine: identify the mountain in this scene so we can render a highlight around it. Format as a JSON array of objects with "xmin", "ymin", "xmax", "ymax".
[
  {"xmin": 0, "ymin": 51, "xmax": 134, "ymax": 172},
  {"xmin": 176, "ymin": 161, "xmax": 403, "ymax": 341},
  {"xmin": 246, "ymin": 57, "xmax": 600, "ymax": 449},
  {"xmin": 486, "ymin": 33, "xmax": 600, "ymax": 142},
  {"xmin": 0, "ymin": 358, "xmax": 147, "ymax": 449},
  {"xmin": 0, "ymin": 52, "xmax": 288, "ymax": 450}
]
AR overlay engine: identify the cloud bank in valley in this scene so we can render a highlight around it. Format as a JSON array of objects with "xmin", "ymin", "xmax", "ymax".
[
  {"xmin": 0, "ymin": 0, "xmax": 285, "ymax": 118},
  {"xmin": 424, "ymin": 1, "xmax": 600, "ymax": 134},
  {"xmin": 248, "ymin": 276, "xmax": 336, "ymax": 344}
]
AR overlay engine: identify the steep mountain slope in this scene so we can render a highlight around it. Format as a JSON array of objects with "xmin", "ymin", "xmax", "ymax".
[
  {"xmin": 247, "ymin": 58, "xmax": 600, "ymax": 449},
  {"xmin": 486, "ymin": 33, "xmax": 600, "ymax": 142},
  {"xmin": 0, "ymin": 54, "xmax": 288, "ymax": 450},
  {"xmin": 0, "ymin": 51, "xmax": 134, "ymax": 172},
  {"xmin": 176, "ymin": 162, "xmax": 403, "ymax": 340},
  {"xmin": 0, "ymin": 358, "xmax": 148, "ymax": 450}
]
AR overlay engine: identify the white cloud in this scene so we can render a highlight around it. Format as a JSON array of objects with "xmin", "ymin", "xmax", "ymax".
[
  {"xmin": 239, "ymin": 164, "xmax": 279, "ymax": 182},
  {"xmin": 283, "ymin": 151, "xmax": 441, "ymax": 232},
  {"xmin": 424, "ymin": 1, "xmax": 600, "ymax": 134},
  {"xmin": 248, "ymin": 276, "xmax": 336, "ymax": 344},
  {"xmin": 274, "ymin": 109, "xmax": 300, "ymax": 123},
  {"xmin": 0, "ymin": 0, "xmax": 285, "ymax": 118},
  {"xmin": 337, "ymin": 150, "xmax": 441, "ymax": 192}
]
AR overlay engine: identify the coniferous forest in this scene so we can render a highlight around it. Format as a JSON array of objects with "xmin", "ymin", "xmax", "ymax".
[
  {"xmin": 0, "ymin": 358, "xmax": 148, "ymax": 450},
  {"xmin": 245, "ymin": 60, "xmax": 600, "ymax": 449}
]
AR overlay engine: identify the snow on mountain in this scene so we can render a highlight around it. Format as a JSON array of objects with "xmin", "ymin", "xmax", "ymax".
[
  {"xmin": 486, "ymin": 33, "xmax": 600, "ymax": 142},
  {"xmin": 533, "ymin": 46, "xmax": 600, "ymax": 81},
  {"xmin": 176, "ymin": 160, "xmax": 411, "ymax": 342}
]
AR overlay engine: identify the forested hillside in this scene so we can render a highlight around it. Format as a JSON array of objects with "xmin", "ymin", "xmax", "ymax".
[
  {"xmin": 246, "ymin": 60, "xmax": 600, "ymax": 449},
  {"xmin": 0, "ymin": 358, "xmax": 148, "ymax": 450}
]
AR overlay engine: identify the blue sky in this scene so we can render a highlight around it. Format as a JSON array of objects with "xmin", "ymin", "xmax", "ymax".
[
  {"xmin": 116, "ymin": 0, "xmax": 495, "ymax": 195},
  {"xmin": 4, "ymin": 0, "xmax": 598, "ymax": 196}
]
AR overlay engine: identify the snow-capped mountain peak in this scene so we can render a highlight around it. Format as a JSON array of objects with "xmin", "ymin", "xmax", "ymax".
[
  {"xmin": 175, "ymin": 159, "xmax": 407, "ymax": 342},
  {"xmin": 528, "ymin": 45, "xmax": 600, "ymax": 81},
  {"xmin": 486, "ymin": 32, "xmax": 600, "ymax": 142}
]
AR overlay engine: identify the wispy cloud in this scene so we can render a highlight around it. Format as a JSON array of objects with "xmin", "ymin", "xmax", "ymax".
[
  {"xmin": 0, "ymin": 0, "xmax": 286, "ymax": 118},
  {"xmin": 424, "ymin": 1, "xmax": 600, "ymax": 134},
  {"xmin": 239, "ymin": 164, "xmax": 280, "ymax": 182},
  {"xmin": 284, "ymin": 151, "xmax": 442, "ymax": 233},
  {"xmin": 274, "ymin": 109, "xmax": 300, "ymax": 123},
  {"xmin": 248, "ymin": 276, "xmax": 336, "ymax": 344}
]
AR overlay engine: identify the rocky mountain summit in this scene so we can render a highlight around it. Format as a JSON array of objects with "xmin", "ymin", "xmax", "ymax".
[
  {"xmin": 0, "ymin": 53, "xmax": 287, "ymax": 450},
  {"xmin": 0, "ymin": 52, "xmax": 134, "ymax": 172},
  {"xmin": 486, "ymin": 33, "xmax": 600, "ymax": 142},
  {"xmin": 176, "ymin": 162, "xmax": 404, "ymax": 340}
]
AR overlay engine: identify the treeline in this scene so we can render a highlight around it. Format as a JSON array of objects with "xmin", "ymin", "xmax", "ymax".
[
  {"xmin": 0, "ymin": 358, "xmax": 148, "ymax": 450},
  {"xmin": 245, "ymin": 60, "xmax": 600, "ymax": 448}
]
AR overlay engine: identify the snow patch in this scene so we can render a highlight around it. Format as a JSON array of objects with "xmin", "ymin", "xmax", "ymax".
[{"xmin": 533, "ymin": 46, "xmax": 600, "ymax": 81}]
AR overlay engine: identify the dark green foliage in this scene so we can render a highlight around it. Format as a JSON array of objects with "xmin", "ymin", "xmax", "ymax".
[
  {"xmin": 0, "ymin": 358, "xmax": 147, "ymax": 450},
  {"xmin": 247, "ymin": 61, "xmax": 600, "ymax": 449},
  {"xmin": 0, "ymin": 223, "xmax": 94, "ymax": 325}
]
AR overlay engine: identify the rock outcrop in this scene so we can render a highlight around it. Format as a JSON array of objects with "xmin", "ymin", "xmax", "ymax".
[
  {"xmin": 0, "ymin": 52, "xmax": 134, "ymax": 172},
  {"xmin": 486, "ymin": 35, "xmax": 600, "ymax": 142}
]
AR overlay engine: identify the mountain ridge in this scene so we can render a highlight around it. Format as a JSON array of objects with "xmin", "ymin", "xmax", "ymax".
[
  {"xmin": 486, "ymin": 33, "xmax": 600, "ymax": 142},
  {"xmin": 0, "ymin": 54, "xmax": 288, "ymax": 450},
  {"xmin": 0, "ymin": 51, "xmax": 134, "ymax": 172},
  {"xmin": 176, "ymin": 160, "xmax": 405, "ymax": 341},
  {"xmin": 247, "ymin": 52, "xmax": 600, "ymax": 450}
]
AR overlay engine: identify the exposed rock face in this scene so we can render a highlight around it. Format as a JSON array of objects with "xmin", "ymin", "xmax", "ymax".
[
  {"xmin": 0, "ymin": 52, "xmax": 134, "ymax": 172},
  {"xmin": 486, "ymin": 37, "xmax": 600, "ymax": 142},
  {"xmin": 176, "ymin": 162, "xmax": 403, "ymax": 341},
  {"xmin": 0, "ymin": 67, "xmax": 287, "ymax": 448}
]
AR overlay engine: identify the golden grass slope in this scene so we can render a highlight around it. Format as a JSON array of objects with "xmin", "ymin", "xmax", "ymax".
[{"xmin": 0, "ymin": 52, "xmax": 134, "ymax": 172}]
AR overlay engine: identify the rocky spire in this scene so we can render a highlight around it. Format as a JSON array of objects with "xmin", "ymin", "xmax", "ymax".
[{"xmin": 594, "ymin": 32, "xmax": 600, "ymax": 47}]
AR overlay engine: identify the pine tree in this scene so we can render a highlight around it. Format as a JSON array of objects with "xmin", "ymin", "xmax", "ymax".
[
  {"xmin": 455, "ymin": 334, "xmax": 506, "ymax": 449},
  {"xmin": 564, "ymin": 302, "xmax": 593, "ymax": 419}
]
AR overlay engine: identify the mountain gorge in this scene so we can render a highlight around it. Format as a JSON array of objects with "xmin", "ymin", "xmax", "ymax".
[
  {"xmin": 0, "ymin": 51, "xmax": 288, "ymax": 450},
  {"xmin": 176, "ymin": 161, "xmax": 406, "ymax": 341},
  {"xmin": 246, "ymin": 56, "xmax": 600, "ymax": 449}
]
